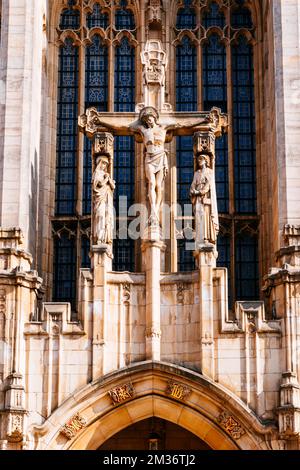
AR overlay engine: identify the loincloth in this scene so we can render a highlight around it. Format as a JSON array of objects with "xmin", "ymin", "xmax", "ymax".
[{"xmin": 145, "ymin": 151, "xmax": 168, "ymax": 174}]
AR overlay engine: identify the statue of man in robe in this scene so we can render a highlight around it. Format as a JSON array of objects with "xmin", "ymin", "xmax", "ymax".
[
  {"xmin": 190, "ymin": 154, "xmax": 219, "ymax": 246},
  {"xmin": 92, "ymin": 156, "xmax": 115, "ymax": 245}
]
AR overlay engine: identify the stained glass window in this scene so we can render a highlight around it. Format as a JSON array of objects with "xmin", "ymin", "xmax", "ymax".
[
  {"xmin": 203, "ymin": 1, "xmax": 225, "ymax": 29},
  {"xmin": 203, "ymin": 34, "xmax": 228, "ymax": 213},
  {"xmin": 115, "ymin": 0, "xmax": 135, "ymax": 30},
  {"xmin": 114, "ymin": 36, "xmax": 135, "ymax": 272},
  {"xmin": 232, "ymin": 36, "xmax": 256, "ymax": 214},
  {"xmin": 232, "ymin": 0, "xmax": 253, "ymax": 29},
  {"xmin": 176, "ymin": 35, "xmax": 197, "ymax": 272},
  {"xmin": 235, "ymin": 234, "xmax": 259, "ymax": 300},
  {"xmin": 174, "ymin": 1, "xmax": 259, "ymax": 304},
  {"xmin": 81, "ymin": 236, "xmax": 91, "ymax": 269},
  {"xmin": 56, "ymin": 38, "xmax": 78, "ymax": 216},
  {"xmin": 115, "ymin": 38, "xmax": 135, "ymax": 112},
  {"xmin": 176, "ymin": 36, "xmax": 197, "ymax": 112},
  {"xmin": 53, "ymin": 231, "xmax": 76, "ymax": 310},
  {"xmin": 176, "ymin": 0, "xmax": 196, "ymax": 30},
  {"xmin": 87, "ymin": 3, "xmax": 108, "ymax": 29},
  {"xmin": 60, "ymin": 2, "xmax": 80, "ymax": 30},
  {"xmin": 217, "ymin": 234, "xmax": 231, "ymax": 306},
  {"xmin": 54, "ymin": 4, "xmax": 137, "ymax": 312},
  {"xmin": 83, "ymin": 35, "xmax": 108, "ymax": 215}
]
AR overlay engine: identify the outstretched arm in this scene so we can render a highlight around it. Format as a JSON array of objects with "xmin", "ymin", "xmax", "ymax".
[
  {"xmin": 173, "ymin": 117, "xmax": 209, "ymax": 130},
  {"xmin": 91, "ymin": 115, "xmax": 128, "ymax": 132},
  {"xmin": 161, "ymin": 116, "xmax": 209, "ymax": 132}
]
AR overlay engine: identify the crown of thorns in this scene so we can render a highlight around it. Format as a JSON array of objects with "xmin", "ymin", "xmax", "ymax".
[{"xmin": 139, "ymin": 106, "xmax": 159, "ymax": 122}]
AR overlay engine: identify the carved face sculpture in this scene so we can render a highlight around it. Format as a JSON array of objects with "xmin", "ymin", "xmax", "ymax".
[
  {"xmin": 97, "ymin": 157, "xmax": 109, "ymax": 172},
  {"xmin": 145, "ymin": 115, "xmax": 156, "ymax": 128},
  {"xmin": 197, "ymin": 154, "xmax": 210, "ymax": 170},
  {"xmin": 140, "ymin": 107, "xmax": 159, "ymax": 128}
]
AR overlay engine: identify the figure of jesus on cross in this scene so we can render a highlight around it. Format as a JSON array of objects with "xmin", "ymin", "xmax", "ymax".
[{"xmin": 87, "ymin": 105, "xmax": 211, "ymax": 225}]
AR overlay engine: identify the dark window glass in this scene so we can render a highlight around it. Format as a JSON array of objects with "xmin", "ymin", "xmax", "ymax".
[
  {"xmin": 114, "ymin": 29, "xmax": 135, "ymax": 270},
  {"xmin": 56, "ymin": 39, "xmax": 78, "ymax": 215},
  {"xmin": 203, "ymin": 1, "xmax": 225, "ymax": 29},
  {"xmin": 235, "ymin": 234, "xmax": 259, "ymax": 300},
  {"xmin": 176, "ymin": 0, "xmax": 196, "ymax": 29},
  {"xmin": 176, "ymin": 35, "xmax": 197, "ymax": 272},
  {"xmin": 113, "ymin": 239, "xmax": 135, "ymax": 272},
  {"xmin": 232, "ymin": 37, "xmax": 256, "ymax": 213},
  {"xmin": 113, "ymin": 135, "xmax": 135, "ymax": 272},
  {"xmin": 81, "ymin": 236, "xmax": 91, "ymax": 268},
  {"xmin": 114, "ymin": 136, "xmax": 135, "ymax": 210},
  {"xmin": 87, "ymin": 3, "xmax": 109, "ymax": 29},
  {"xmin": 53, "ymin": 233, "xmax": 76, "ymax": 310},
  {"xmin": 59, "ymin": 3, "xmax": 80, "ymax": 30},
  {"xmin": 115, "ymin": 0, "xmax": 135, "ymax": 30},
  {"xmin": 203, "ymin": 34, "xmax": 228, "ymax": 213},
  {"xmin": 83, "ymin": 35, "xmax": 108, "ymax": 214},
  {"xmin": 217, "ymin": 234, "xmax": 231, "ymax": 307},
  {"xmin": 114, "ymin": 38, "xmax": 135, "ymax": 112},
  {"xmin": 177, "ymin": 136, "xmax": 194, "ymax": 211},
  {"xmin": 177, "ymin": 238, "xmax": 195, "ymax": 272},
  {"xmin": 83, "ymin": 138, "xmax": 92, "ymax": 215},
  {"xmin": 231, "ymin": 0, "xmax": 253, "ymax": 29},
  {"xmin": 176, "ymin": 36, "xmax": 197, "ymax": 112}
]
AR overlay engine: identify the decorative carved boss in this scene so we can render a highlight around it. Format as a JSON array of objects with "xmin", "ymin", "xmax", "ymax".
[
  {"xmin": 108, "ymin": 383, "xmax": 134, "ymax": 405},
  {"xmin": 147, "ymin": 0, "xmax": 162, "ymax": 25},
  {"xmin": 217, "ymin": 411, "xmax": 245, "ymax": 440},
  {"xmin": 166, "ymin": 381, "xmax": 191, "ymax": 401},
  {"xmin": 60, "ymin": 413, "xmax": 87, "ymax": 440}
]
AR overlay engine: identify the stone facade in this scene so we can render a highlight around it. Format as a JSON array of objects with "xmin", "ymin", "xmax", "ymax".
[{"xmin": 0, "ymin": 0, "xmax": 300, "ymax": 451}]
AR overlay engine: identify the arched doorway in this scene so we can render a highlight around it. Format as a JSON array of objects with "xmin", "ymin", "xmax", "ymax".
[
  {"xmin": 29, "ymin": 362, "xmax": 273, "ymax": 450},
  {"xmin": 98, "ymin": 417, "xmax": 211, "ymax": 450}
]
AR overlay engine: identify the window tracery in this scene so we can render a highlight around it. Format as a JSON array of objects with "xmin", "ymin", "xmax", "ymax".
[
  {"xmin": 53, "ymin": 0, "xmax": 137, "ymax": 309},
  {"xmin": 174, "ymin": 0, "xmax": 259, "ymax": 303},
  {"xmin": 52, "ymin": 0, "xmax": 260, "ymax": 311}
]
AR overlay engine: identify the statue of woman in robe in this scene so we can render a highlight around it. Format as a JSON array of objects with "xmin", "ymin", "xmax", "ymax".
[
  {"xmin": 92, "ymin": 156, "xmax": 115, "ymax": 245},
  {"xmin": 190, "ymin": 154, "xmax": 219, "ymax": 245}
]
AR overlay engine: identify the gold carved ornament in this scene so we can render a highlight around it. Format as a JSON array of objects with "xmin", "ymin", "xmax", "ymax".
[
  {"xmin": 60, "ymin": 413, "xmax": 87, "ymax": 440},
  {"xmin": 217, "ymin": 411, "xmax": 245, "ymax": 440},
  {"xmin": 166, "ymin": 381, "xmax": 191, "ymax": 401},
  {"xmin": 108, "ymin": 383, "xmax": 134, "ymax": 405}
]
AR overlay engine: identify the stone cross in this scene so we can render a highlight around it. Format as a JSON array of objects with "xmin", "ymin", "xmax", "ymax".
[{"xmin": 78, "ymin": 41, "xmax": 228, "ymax": 363}]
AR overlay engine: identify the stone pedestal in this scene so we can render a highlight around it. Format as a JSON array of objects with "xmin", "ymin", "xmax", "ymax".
[
  {"xmin": 142, "ymin": 227, "xmax": 165, "ymax": 361},
  {"xmin": 194, "ymin": 244, "xmax": 217, "ymax": 379},
  {"xmin": 91, "ymin": 244, "xmax": 112, "ymax": 379}
]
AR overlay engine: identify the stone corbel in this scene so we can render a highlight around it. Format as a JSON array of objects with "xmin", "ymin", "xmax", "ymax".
[
  {"xmin": 92, "ymin": 132, "xmax": 114, "ymax": 180},
  {"xmin": 147, "ymin": 0, "xmax": 163, "ymax": 27},
  {"xmin": 93, "ymin": 132, "xmax": 114, "ymax": 157}
]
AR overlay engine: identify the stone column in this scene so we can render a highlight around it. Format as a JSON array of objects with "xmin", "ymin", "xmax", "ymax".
[
  {"xmin": 192, "ymin": 131, "xmax": 217, "ymax": 379},
  {"xmin": 142, "ymin": 240, "xmax": 164, "ymax": 361},
  {"xmin": 142, "ymin": 226, "xmax": 165, "ymax": 361},
  {"xmin": 0, "ymin": 0, "xmax": 46, "ymax": 255},
  {"xmin": 90, "ymin": 133, "xmax": 114, "ymax": 378}
]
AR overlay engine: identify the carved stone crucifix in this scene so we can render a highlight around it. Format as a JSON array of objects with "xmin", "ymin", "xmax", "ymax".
[{"xmin": 79, "ymin": 105, "xmax": 227, "ymax": 233}]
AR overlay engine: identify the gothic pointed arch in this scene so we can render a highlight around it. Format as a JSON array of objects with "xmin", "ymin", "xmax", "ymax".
[{"xmin": 28, "ymin": 362, "xmax": 275, "ymax": 450}]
